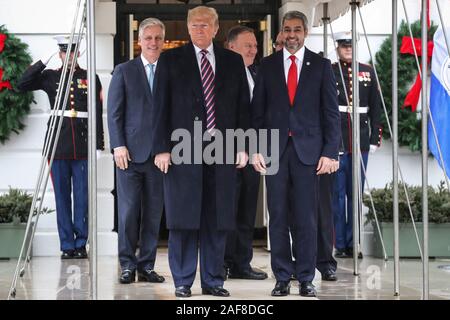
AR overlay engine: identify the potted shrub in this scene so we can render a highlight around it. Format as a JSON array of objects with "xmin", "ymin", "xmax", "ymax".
[
  {"xmin": 364, "ymin": 182, "xmax": 450, "ymax": 258},
  {"xmin": 0, "ymin": 188, "xmax": 53, "ymax": 259}
]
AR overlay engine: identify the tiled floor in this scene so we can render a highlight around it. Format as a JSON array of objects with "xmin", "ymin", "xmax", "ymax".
[{"xmin": 1, "ymin": 248, "xmax": 449, "ymax": 300}]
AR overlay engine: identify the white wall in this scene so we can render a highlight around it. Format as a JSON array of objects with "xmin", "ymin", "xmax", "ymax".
[{"xmin": 0, "ymin": 0, "xmax": 117, "ymax": 256}]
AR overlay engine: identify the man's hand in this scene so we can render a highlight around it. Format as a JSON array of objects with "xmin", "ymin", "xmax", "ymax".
[
  {"xmin": 252, "ymin": 153, "xmax": 267, "ymax": 174},
  {"xmin": 370, "ymin": 145, "xmax": 378, "ymax": 154},
  {"xmin": 43, "ymin": 51, "xmax": 58, "ymax": 66},
  {"xmin": 154, "ymin": 152, "xmax": 171, "ymax": 174},
  {"xmin": 236, "ymin": 151, "xmax": 248, "ymax": 169},
  {"xmin": 114, "ymin": 146, "xmax": 131, "ymax": 170},
  {"xmin": 316, "ymin": 156, "xmax": 338, "ymax": 175}
]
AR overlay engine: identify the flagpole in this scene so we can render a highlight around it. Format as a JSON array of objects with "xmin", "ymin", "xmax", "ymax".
[
  {"xmin": 86, "ymin": 0, "xmax": 98, "ymax": 300},
  {"xmin": 322, "ymin": 3, "xmax": 329, "ymax": 57},
  {"xmin": 392, "ymin": 0, "xmax": 400, "ymax": 297},
  {"xmin": 350, "ymin": 1, "xmax": 360, "ymax": 276},
  {"xmin": 421, "ymin": 0, "xmax": 429, "ymax": 301}
]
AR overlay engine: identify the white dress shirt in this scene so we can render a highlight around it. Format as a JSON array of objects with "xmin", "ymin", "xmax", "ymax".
[
  {"xmin": 283, "ymin": 46, "xmax": 305, "ymax": 83},
  {"xmin": 245, "ymin": 66, "xmax": 255, "ymax": 101},
  {"xmin": 193, "ymin": 43, "xmax": 216, "ymax": 74},
  {"xmin": 140, "ymin": 54, "xmax": 158, "ymax": 81}
]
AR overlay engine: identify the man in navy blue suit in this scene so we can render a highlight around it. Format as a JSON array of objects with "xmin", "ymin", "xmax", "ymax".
[
  {"xmin": 153, "ymin": 6, "xmax": 250, "ymax": 298},
  {"xmin": 251, "ymin": 11, "xmax": 340, "ymax": 297},
  {"xmin": 107, "ymin": 18, "xmax": 166, "ymax": 285},
  {"xmin": 224, "ymin": 25, "xmax": 268, "ymax": 281}
]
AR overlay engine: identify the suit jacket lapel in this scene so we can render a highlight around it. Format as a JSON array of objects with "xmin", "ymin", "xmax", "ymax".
[
  {"xmin": 185, "ymin": 43, "xmax": 203, "ymax": 99},
  {"xmin": 133, "ymin": 57, "xmax": 152, "ymax": 102},
  {"xmin": 276, "ymin": 50, "xmax": 291, "ymax": 108},
  {"xmin": 213, "ymin": 43, "xmax": 224, "ymax": 91},
  {"xmin": 294, "ymin": 48, "xmax": 312, "ymax": 106}
]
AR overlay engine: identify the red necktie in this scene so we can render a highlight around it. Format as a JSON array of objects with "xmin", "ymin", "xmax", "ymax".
[{"xmin": 287, "ymin": 55, "xmax": 298, "ymax": 106}]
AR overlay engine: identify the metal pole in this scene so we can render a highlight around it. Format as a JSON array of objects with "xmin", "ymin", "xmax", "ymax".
[
  {"xmin": 7, "ymin": 0, "xmax": 84, "ymax": 299},
  {"xmin": 86, "ymin": 0, "xmax": 98, "ymax": 300},
  {"xmin": 421, "ymin": 0, "xmax": 429, "ymax": 301},
  {"xmin": 323, "ymin": 3, "xmax": 329, "ymax": 57},
  {"xmin": 351, "ymin": 1, "xmax": 360, "ymax": 275},
  {"xmin": 392, "ymin": 0, "xmax": 400, "ymax": 296},
  {"xmin": 403, "ymin": 0, "xmax": 450, "ymax": 192},
  {"xmin": 357, "ymin": 6, "xmax": 424, "ymax": 261}
]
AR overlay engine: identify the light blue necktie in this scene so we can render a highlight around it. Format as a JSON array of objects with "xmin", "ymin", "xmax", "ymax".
[{"xmin": 148, "ymin": 63, "xmax": 155, "ymax": 93}]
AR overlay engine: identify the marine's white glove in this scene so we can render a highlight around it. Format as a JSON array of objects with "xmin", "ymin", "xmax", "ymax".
[
  {"xmin": 43, "ymin": 51, "xmax": 58, "ymax": 66},
  {"xmin": 97, "ymin": 150, "xmax": 101, "ymax": 160},
  {"xmin": 370, "ymin": 145, "xmax": 378, "ymax": 154}
]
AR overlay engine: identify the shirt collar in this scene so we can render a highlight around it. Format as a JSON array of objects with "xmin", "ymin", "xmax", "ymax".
[
  {"xmin": 141, "ymin": 54, "xmax": 158, "ymax": 68},
  {"xmin": 193, "ymin": 42, "xmax": 214, "ymax": 57},
  {"xmin": 283, "ymin": 45, "xmax": 305, "ymax": 63}
]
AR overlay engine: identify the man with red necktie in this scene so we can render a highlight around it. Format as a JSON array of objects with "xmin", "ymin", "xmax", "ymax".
[{"xmin": 252, "ymin": 11, "xmax": 340, "ymax": 298}]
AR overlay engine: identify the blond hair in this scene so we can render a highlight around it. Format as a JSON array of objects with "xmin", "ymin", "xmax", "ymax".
[{"xmin": 187, "ymin": 6, "xmax": 219, "ymax": 27}]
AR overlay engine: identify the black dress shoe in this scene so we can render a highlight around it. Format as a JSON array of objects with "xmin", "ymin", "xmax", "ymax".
[
  {"xmin": 271, "ymin": 281, "xmax": 290, "ymax": 296},
  {"xmin": 321, "ymin": 270, "xmax": 338, "ymax": 281},
  {"xmin": 119, "ymin": 269, "xmax": 136, "ymax": 284},
  {"xmin": 202, "ymin": 286, "xmax": 230, "ymax": 297},
  {"xmin": 300, "ymin": 281, "xmax": 317, "ymax": 297},
  {"xmin": 345, "ymin": 248, "xmax": 363, "ymax": 259},
  {"xmin": 138, "ymin": 269, "xmax": 165, "ymax": 283},
  {"xmin": 228, "ymin": 268, "xmax": 268, "ymax": 280},
  {"xmin": 61, "ymin": 250, "xmax": 75, "ymax": 259},
  {"xmin": 175, "ymin": 286, "xmax": 192, "ymax": 298},
  {"xmin": 73, "ymin": 247, "xmax": 88, "ymax": 259},
  {"xmin": 334, "ymin": 248, "xmax": 349, "ymax": 258}
]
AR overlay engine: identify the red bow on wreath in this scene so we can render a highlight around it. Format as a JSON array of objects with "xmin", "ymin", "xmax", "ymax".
[
  {"xmin": 0, "ymin": 33, "xmax": 12, "ymax": 91},
  {"xmin": 400, "ymin": 36, "xmax": 434, "ymax": 112},
  {"xmin": 0, "ymin": 33, "xmax": 6, "ymax": 52},
  {"xmin": 400, "ymin": 0, "xmax": 432, "ymax": 112}
]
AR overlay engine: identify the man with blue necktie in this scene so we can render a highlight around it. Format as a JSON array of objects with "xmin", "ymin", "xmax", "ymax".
[{"xmin": 107, "ymin": 18, "xmax": 166, "ymax": 285}]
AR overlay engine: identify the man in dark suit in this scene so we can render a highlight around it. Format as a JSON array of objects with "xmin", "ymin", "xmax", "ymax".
[
  {"xmin": 224, "ymin": 25, "xmax": 268, "ymax": 281},
  {"xmin": 107, "ymin": 18, "xmax": 166, "ymax": 285},
  {"xmin": 153, "ymin": 6, "xmax": 250, "ymax": 298},
  {"xmin": 252, "ymin": 11, "xmax": 340, "ymax": 297}
]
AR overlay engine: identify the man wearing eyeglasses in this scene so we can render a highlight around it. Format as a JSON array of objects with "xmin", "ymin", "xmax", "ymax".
[
  {"xmin": 108, "ymin": 17, "xmax": 166, "ymax": 285},
  {"xmin": 224, "ymin": 25, "xmax": 268, "ymax": 281}
]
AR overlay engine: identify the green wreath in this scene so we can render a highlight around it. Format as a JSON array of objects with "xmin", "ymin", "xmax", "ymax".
[
  {"xmin": 374, "ymin": 20, "xmax": 437, "ymax": 152},
  {"xmin": 0, "ymin": 25, "xmax": 33, "ymax": 144}
]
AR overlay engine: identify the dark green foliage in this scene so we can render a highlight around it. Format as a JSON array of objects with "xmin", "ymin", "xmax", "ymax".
[
  {"xmin": 374, "ymin": 20, "xmax": 437, "ymax": 152},
  {"xmin": 0, "ymin": 25, "xmax": 34, "ymax": 143},
  {"xmin": 364, "ymin": 181, "xmax": 450, "ymax": 224},
  {"xmin": 0, "ymin": 188, "xmax": 53, "ymax": 223}
]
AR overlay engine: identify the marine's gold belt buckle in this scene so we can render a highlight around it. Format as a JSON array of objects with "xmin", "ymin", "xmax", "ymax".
[{"xmin": 70, "ymin": 108, "xmax": 77, "ymax": 118}]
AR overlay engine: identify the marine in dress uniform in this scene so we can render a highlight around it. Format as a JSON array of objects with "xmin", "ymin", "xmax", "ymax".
[
  {"xmin": 331, "ymin": 32, "xmax": 382, "ymax": 258},
  {"xmin": 17, "ymin": 35, "xmax": 104, "ymax": 259}
]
